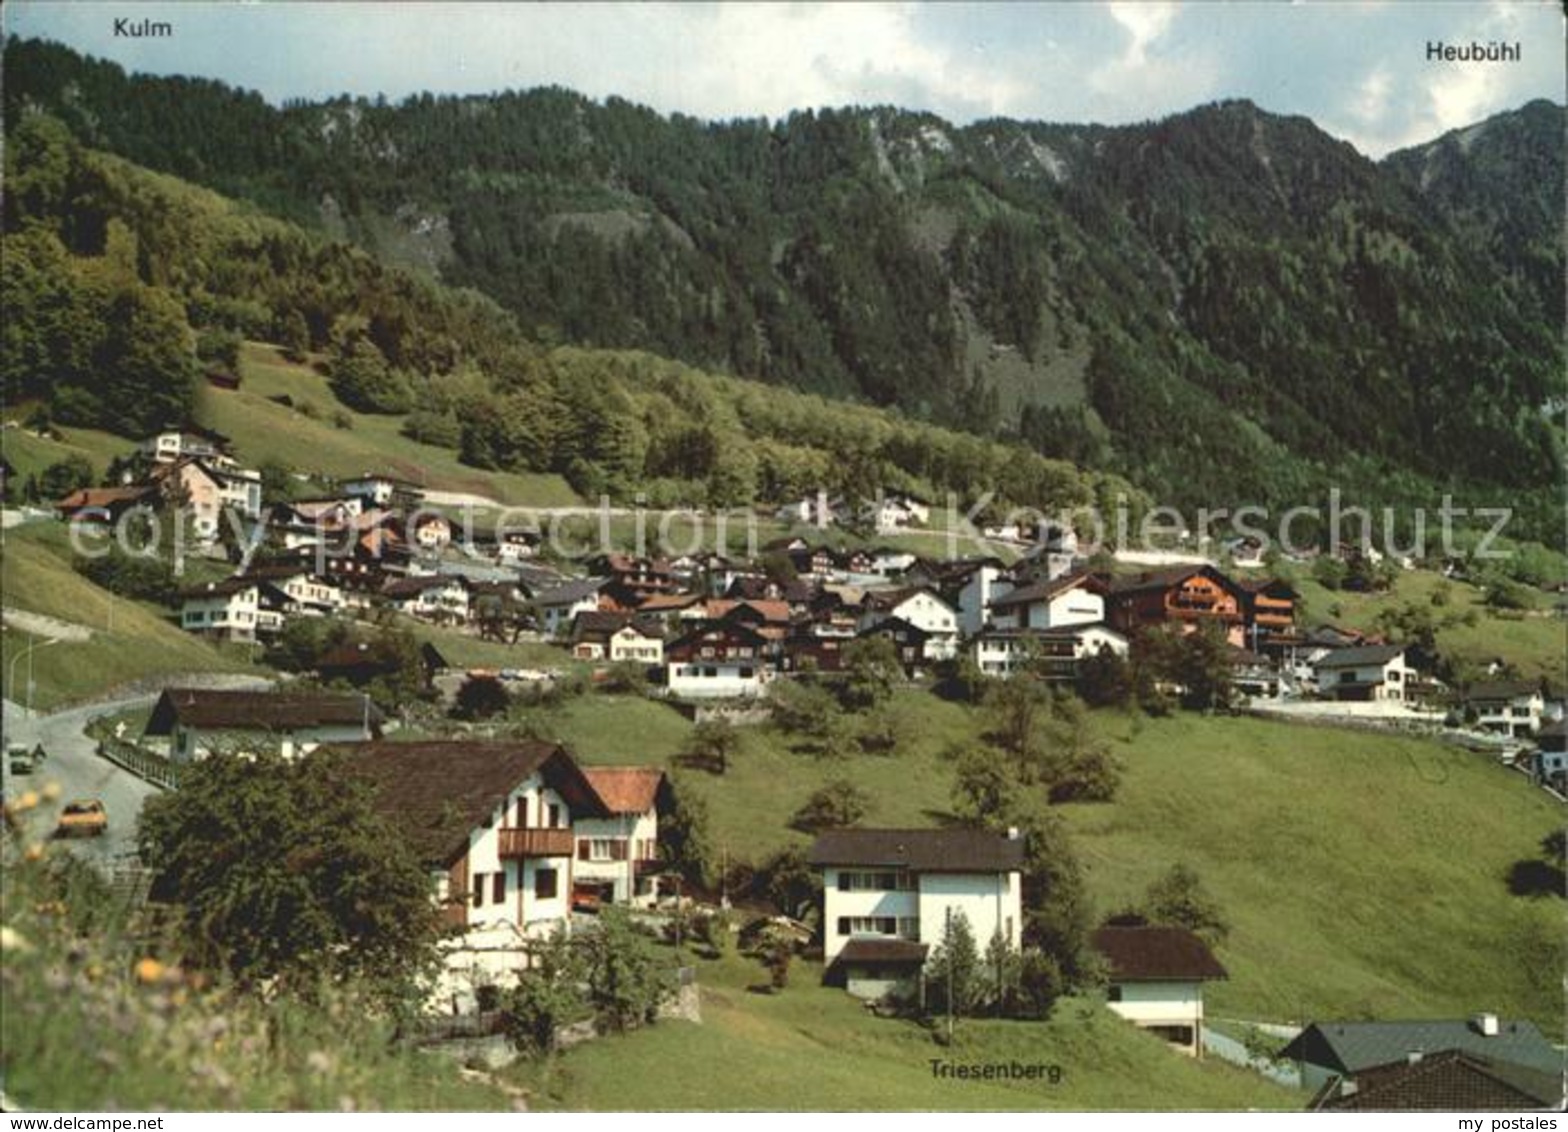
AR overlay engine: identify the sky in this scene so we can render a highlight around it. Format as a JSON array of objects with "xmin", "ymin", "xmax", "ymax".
[{"xmin": 4, "ymin": 1, "xmax": 1563, "ymax": 157}]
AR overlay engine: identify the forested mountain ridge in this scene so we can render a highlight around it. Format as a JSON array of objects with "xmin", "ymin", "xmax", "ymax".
[
  {"xmin": 4, "ymin": 38, "xmax": 1563, "ymax": 535},
  {"xmin": 2, "ymin": 113, "xmax": 1142, "ymax": 521}
]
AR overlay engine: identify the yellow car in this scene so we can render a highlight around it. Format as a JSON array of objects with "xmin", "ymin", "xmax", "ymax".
[{"xmin": 55, "ymin": 799, "xmax": 108, "ymax": 838}]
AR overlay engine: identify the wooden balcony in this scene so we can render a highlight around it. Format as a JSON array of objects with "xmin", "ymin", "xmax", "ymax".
[{"xmin": 498, "ymin": 826, "xmax": 574, "ymax": 859}]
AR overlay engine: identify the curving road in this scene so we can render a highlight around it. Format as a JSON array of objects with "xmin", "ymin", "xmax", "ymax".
[{"xmin": 1, "ymin": 676, "xmax": 269, "ymax": 864}]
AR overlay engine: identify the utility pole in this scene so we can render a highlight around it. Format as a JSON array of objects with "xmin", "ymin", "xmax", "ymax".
[{"xmin": 945, "ymin": 906, "xmax": 954, "ymax": 1044}]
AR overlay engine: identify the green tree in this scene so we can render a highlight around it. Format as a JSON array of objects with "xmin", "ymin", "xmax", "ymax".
[
  {"xmin": 1143, "ymin": 862, "xmax": 1230, "ymax": 945},
  {"xmin": 758, "ymin": 845, "xmax": 821, "ymax": 921},
  {"xmin": 752, "ymin": 922, "xmax": 797, "ymax": 992},
  {"xmin": 839, "ymin": 635, "xmax": 901, "ymax": 711},
  {"xmin": 1015, "ymin": 805, "xmax": 1095, "ymax": 983},
  {"xmin": 578, "ymin": 906, "xmax": 676, "ymax": 1033},
  {"xmin": 503, "ymin": 932, "xmax": 588, "ymax": 1057},
  {"xmin": 451, "ymin": 675, "xmax": 511, "ymax": 720},
  {"xmin": 137, "ymin": 747, "xmax": 442, "ymax": 1006},
  {"xmin": 1312, "ymin": 554, "xmax": 1349, "ymax": 591},
  {"xmin": 330, "ymin": 336, "xmax": 412, "ymax": 413},
  {"xmin": 925, "ymin": 909, "xmax": 982, "ymax": 1019},
  {"xmin": 1016, "ymin": 947, "xmax": 1064, "ymax": 1019},
  {"xmin": 769, "ymin": 678, "xmax": 841, "ymax": 738},
  {"xmin": 984, "ymin": 929, "xmax": 1022, "ymax": 1017},
  {"xmin": 660, "ymin": 774, "xmax": 713, "ymax": 886},
  {"xmin": 950, "ymin": 743, "xmax": 1024, "ymax": 825},
  {"xmin": 1076, "ymin": 647, "xmax": 1132, "ymax": 707},
  {"xmin": 684, "ymin": 718, "xmax": 741, "ymax": 774},
  {"xmin": 36, "ymin": 455, "xmax": 95, "ymax": 500},
  {"xmin": 790, "ymin": 779, "xmax": 871, "ymax": 831}
]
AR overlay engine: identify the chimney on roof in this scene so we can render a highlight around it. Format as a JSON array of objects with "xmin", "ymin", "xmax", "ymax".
[
  {"xmin": 1472, "ymin": 1012, "xmax": 1500, "ymax": 1037},
  {"xmin": 1405, "ymin": 1049, "xmax": 1424, "ymax": 1065}
]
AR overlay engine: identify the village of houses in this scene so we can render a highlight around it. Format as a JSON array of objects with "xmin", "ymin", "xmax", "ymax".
[{"xmin": 26, "ymin": 422, "xmax": 1568, "ymax": 1109}]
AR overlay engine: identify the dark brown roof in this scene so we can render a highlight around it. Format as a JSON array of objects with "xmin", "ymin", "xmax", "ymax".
[
  {"xmin": 1312, "ymin": 1050, "xmax": 1563, "ymax": 1111},
  {"xmin": 1466, "ymin": 681, "xmax": 1542, "ymax": 703},
  {"xmin": 862, "ymin": 586, "xmax": 948, "ymax": 612},
  {"xmin": 177, "ymin": 577, "xmax": 260, "ymax": 599},
  {"xmin": 808, "ymin": 828, "xmax": 1025, "ymax": 873},
  {"xmin": 145, "ymin": 688, "xmax": 383, "ymax": 735},
  {"xmin": 990, "ymin": 571, "xmax": 1106, "ymax": 610},
  {"xmin": 1104, "ymin": 565, "xmax": 1233, "ymax": 596},
  {"xmin": 1091, "ymin": 926, "xmax": 1228, "ymax": 982},
  {"xmin": 335, "ymin": 739, "xmax": 608, "ymax": 864},
  {"xmin": 381, "ymin": 575, "xmax": 465, "ymax": 598},
  {"xmin": 583, "ymin": 767, "xmax": 667, "ymax": 814},
  {"xmin": 836, "ymin": 938, "xmax": 930, "ymax": 966}
]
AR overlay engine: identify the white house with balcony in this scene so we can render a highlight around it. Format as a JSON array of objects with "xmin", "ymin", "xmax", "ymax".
[
  {"xmin": 858, "ymin": 586, "xmax": 960, "ymax": 661},
  {"xmin": 986, "ymin": 571, "xmax": 1107, "ymax": 632},
  {"xmin": 573, "ymin": 767, "xmax": 670, "ymax": 908},
  {"xmin": 1312, "ymin": 644, "xmax": 1415, "ymax": 702},
  {"xmin": 380, "ymin": 574, "xmax": 470, "ymax": 624},
  {"xmin": 972, "ymin": 624, "xmax": 1128, "ymax": 680},
  {"xmin": 1092, "ymin": 925, "xmax": 1228, "ymax": 1057},
  {"xmin": 1465, "ymin": 681, "xmax": 1550, "ymax": 738},
  {"xmin": 179, "ymin": 578, "xmax": 264, "ymax": 642},
  {"xmin": 809, "ymin": 828, "xmax": 1024, "ymax": 1002},
  {"xmin": 341, "ymin": 738, "xmax": 611, "ymax": 1014},
  {"xmin": 664, "ymin": 622, "xmax": 772, "ymax": 699}
]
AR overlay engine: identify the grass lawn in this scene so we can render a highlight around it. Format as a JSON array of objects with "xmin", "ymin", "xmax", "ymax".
[
  {"xmin": 0, "ymin": 421, "xmax": 137, "ymax": 484},
  {"xmin": 510, "ymin": 948, "xmax": 1294, "ymax": 1111},
  {"xmin": 531, "ymin": 689, "xmax": 1564, "ymax": 1030},
  {"xmin": 396, "ymin": 618, "xmax": 572, "ymax": 672},
  {"xmin": 1063, "ymin": 712, "xmax": 1563, "ymax": 1028},
  {"xmin": 196, "ymin": 343, "xmax": 579, "ymax": 506},
  {"xmin": 0, "ymin": 524, "xmax": 264, "ymax": 709},
  {"xmin": 1295, "ymin": 569, "xmax": 1566, "ymax": 684}
]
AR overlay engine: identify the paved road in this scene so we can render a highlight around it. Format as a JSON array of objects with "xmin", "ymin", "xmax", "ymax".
[{"xmin": 3, "ymin": 695, "xmax": 165, "ymax": 864}]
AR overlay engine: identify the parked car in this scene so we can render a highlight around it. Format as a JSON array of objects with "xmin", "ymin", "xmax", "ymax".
[
  {"xmin": 7, "ymin": 745, "xmax": 34, "ymax": 776},
  {"xmin": 55, "ymin": 799, "xmax": 108, "ymax": 838}
]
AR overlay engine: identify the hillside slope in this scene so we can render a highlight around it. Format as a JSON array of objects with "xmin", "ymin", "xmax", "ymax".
[{"xmin": 6, "ymin": 38, "xmax": 1562, "ymax": 535}]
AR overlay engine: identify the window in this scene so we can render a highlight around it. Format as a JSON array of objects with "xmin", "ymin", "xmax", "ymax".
[
  {"xmin": 739, "ymin": 666, "xmax": 755, "ymax": 678},
  {"xmin": 535, "ymin": 868, "xmax": 558, "ymax": 900},
  {"xmin": 836, "ymin": 871, "xmax": 913, "ymax": 892},
  {"xmin": 1387, "ymin": 670, "xmax": 1402, "ymax": 683},
  {"xmin": 897, "ymin": 917, "xmax": 919, "ymax": 940},
  {"xmin": 493, "ymin": 872, "xmax": 506, "ymax": 904},
  {"xmin": 472, "ymin": 874, "xmax": 485, "ymax": 908},
  {"xmin": 1108, "ymin": 986, "xmax": 1123, "ymax": 1002},
  {"xmin": 548, "ymin": 803, "xmax": 562, "ymax": 828},
  {"xmin": 578, "ymin": 839, "xmax": 591, "ymax": 861},
  {"xmin": 838, "ymin": 916, "xmax": 898, "ymax": 937}
]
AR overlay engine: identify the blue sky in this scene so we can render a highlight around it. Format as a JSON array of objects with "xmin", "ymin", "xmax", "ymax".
[{"xmin": 5, "ymin": 2, "xmax": 1562, "ymax": 156}]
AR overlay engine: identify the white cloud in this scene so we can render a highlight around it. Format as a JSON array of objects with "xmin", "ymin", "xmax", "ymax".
[{"xmin": 1105, "ymin": 1, "xmax": 1179, "ymax": 69}]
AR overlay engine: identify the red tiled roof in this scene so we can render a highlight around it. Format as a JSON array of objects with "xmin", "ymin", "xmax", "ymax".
[
  {"xmin": 54, "ymin": 486, "xmax": 154, "ymax": 511},
  {"xmin": 583, "ymin": 767, "xmax": 666, "ymax": 814}
]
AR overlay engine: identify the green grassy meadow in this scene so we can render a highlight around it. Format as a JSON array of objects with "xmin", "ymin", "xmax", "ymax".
[
  {"xmin": 0, "ymin": 524, "xmax": 263, "ymax": 709},
  {"xmin": 200, "ymin": 344, "xmax": 579, "ymax": 506},
  {"xmin": 511, "ymin": 948, "xmax": 1294, "ymax": 1111},
  {"xmin": 523, "ymin": 688, "xmax": 1564, "ymax": 1031},
  {"xmin": 1295, "ymin": 570, "xmax": 1566, "ymax": 684}
]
